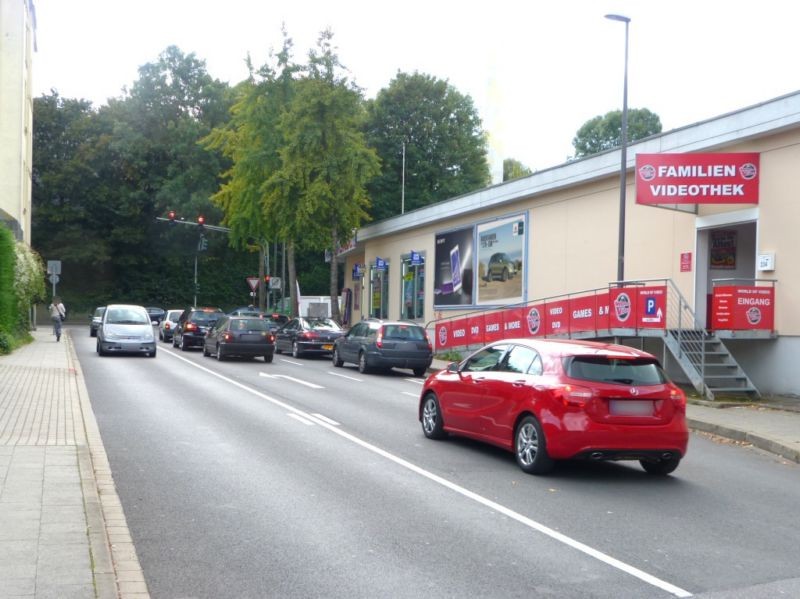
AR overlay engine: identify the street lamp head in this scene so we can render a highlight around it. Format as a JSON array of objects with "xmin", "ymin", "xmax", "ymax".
[{"xmin": 605, "ymin": 13, "xmax": 630, "ymax": 23}]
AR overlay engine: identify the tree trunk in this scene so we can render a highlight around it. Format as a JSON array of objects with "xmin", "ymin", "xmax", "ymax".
[{"xmin": 287, "ymin": 240, "xmax": 299, "ymax": 318}]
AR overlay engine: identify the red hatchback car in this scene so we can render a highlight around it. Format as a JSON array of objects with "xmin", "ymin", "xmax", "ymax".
[{"xmin": 419, "ymin": 338, "xmax": 688, "ymax": 475}]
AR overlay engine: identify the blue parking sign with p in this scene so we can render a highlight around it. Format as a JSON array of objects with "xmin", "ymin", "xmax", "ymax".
[{"xmin": 645, "ymin": 296, "xmax": 657, "ymax": 315}]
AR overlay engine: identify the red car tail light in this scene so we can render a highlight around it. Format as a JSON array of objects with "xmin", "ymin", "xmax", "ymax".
[
  {"xmin": 165, "ymin": 323, "xmax": 171, "ymax": 330},
  {"xmin": 559, "ymin": 384, "xmax": 594, "ymax": 408},
  {"xmin": 669, "ymin": 385, "xmax": 687, "ymax": 412},
  {"xmin": 222, "ymin": 332, "xmax": 233, "ymax": 342},
  {"xmin": 299, "ymin": 332, "xmax": 317, "ymax": 340},
  {"xmin": 376, "ymin": 329, "xmax": 384, "ymax": 348},
  {"xmin": 267, "ymin": 334, "xmax": 274, "ymax": 342},
  {"xmin": 424, "ymin": 335, "xmax": 432, "ymax": 351},
  {"xmin": 185, "ymin": 323, "xmax": 198, "ymax": 332}
]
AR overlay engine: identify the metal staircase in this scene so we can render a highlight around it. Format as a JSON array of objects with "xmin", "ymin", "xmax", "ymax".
[{"xmin": 662, "ymin": 281, "xmax": 760, "ymax": 401}]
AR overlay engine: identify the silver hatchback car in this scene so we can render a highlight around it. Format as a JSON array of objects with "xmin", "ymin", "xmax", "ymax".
[{"xmin": 96, "ymin": 304, "xmax": 157, "ymax": 357}]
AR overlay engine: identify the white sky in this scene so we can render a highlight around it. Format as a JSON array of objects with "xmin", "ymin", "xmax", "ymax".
[{"xmin": 32, "ymin": 0, "xmax": 800, "ymax": 177}]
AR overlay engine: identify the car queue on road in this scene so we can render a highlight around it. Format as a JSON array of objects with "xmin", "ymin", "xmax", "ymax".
[{"xmin": 86, "ymin": 303, "xmax": 689, "ymax": 477}]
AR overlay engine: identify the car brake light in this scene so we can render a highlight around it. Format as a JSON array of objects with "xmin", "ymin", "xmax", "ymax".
[
  {"xmin": 185, "ymin": 323, "xmax": 198, "ymax": 332},
  {"xmin": 670, "ymin": 385, "xmax": 687, "ymax": 412},
  {"xmin": 424, "ymin": 335, "xmax": 432, "ymax": 351},
  {"xmin": 299, "ymin": 332, "xmax": 317, "ymax": 340},
  {"xmin": 267, "ymin": 334, "xmax": 274, "ymax": 342},
  {"xmin": 165, "ymin": 323, "xmax": 171, "ymax": 330},
  {"xmin": 560, "ymin": 384, "xmax": 593, "ymax": 408},
  {"xmin": 376, "ymin": 330, "xmax": 383, "ymax": 348},
  {"xmin": 223, "ymin": 332, "xmax": 233, "ymax": 342}
]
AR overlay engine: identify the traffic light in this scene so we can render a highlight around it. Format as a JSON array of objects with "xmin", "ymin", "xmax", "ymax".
[
  {"xmin": 197, "ymin": 215, "xmax": 205, "ymax": 231},
  {"xmin": 263, "ymin": 275, "xmax": 271, "ymax": 284},
  {"xmin": 168, "ymin": 210, "xmax": 176, "ymax": 227}
]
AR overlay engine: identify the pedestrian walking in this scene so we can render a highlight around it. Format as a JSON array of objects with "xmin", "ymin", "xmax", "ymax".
[{"xmin": 48, "ymin": 296, "xmax": 66, "ymax": 341}]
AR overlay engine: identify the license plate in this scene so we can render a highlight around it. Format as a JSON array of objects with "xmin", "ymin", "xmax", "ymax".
[
  {"xmin": 322, "ymin": 344, "xmax": 333, "ymax": 351},
  {"xmin": 609, "ymin": 400, "xmax": 654, "ymax": 416}
]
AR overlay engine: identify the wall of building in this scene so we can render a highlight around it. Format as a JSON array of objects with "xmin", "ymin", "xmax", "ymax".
[{"xmin": 0, "ymin": 0, "xmax": 35, "ymax": 243}]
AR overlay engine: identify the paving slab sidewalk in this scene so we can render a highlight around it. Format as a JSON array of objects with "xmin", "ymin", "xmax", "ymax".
[{"xmin": 0, "ymin": 328, "xmax": 148, "ymax": 599}]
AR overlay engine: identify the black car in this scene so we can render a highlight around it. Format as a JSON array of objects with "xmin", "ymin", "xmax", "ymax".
[
  {"xmin": 333, "ymin": 319, "xmax": 432, "ymax": 376},
  {"xmin": 227, "ymin": 307, "xmax": 289, "ymax": 333},
  {"xmin": 172, "ymin": 307, "xmax": 224, "ymax": 351},
  {"xmin": 274, "ymin": 317, "xmax": 344, "ymax": 358},
  {"xmin": 145, "ymin": 306, "xmax": 166, "ymax": 324},
  {"xmin": 203, "ymin": 316, "xmax": 275, "ymax": 362},
  {"xmin": 89, "ymin": 306, "xmax": 106, "ymax": 337}
]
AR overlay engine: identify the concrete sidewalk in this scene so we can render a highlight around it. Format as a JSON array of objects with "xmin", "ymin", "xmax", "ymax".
[
  {"xmin": 1, "ymin": 336, "xmax": 797, "ymax": 598},
  {"xmin": 0, "ymin": 328, "xmax": 148, "ymax": 599}
]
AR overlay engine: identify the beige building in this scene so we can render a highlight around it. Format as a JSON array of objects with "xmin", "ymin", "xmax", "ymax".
[
  {"xmin": 339, "ymin": 91, "xmax": 800, "ymax": 398},
  {"xmin": 0, "ymin": 0, "xmax": 36, "ymax": 243}
]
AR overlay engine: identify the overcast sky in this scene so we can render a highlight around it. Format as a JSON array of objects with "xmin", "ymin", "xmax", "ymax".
[{"xmin": 32, "ymin": 0, "xmax": 800, "ymax": 179}]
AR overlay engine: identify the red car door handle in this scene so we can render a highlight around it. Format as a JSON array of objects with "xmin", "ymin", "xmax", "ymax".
[{"xmin": 512, "ymin": 380, "xmax": 526, "ymax": 387}]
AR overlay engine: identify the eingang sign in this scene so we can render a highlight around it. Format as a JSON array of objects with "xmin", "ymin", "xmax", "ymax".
[{"xmin": 636, "ymin": 153, "xmax": 760, "ymax": 205}]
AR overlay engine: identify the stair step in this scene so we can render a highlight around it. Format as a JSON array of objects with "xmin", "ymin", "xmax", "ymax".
[
  {"xmin": 707, "ymin": 386, "xmax": 759, "ymax": 393},
  {"xmin": 683, "ymin": 351, "xmax": 728, "ymax": 356},
  {"xmin": 703, "ymin": 374, "xmax": 747, "ymax": 380}
]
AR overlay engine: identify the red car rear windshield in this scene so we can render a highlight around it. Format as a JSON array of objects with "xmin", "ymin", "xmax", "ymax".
[{"xmin": 566, "ymin": 357, "xmax": 667, "ymax": 386}]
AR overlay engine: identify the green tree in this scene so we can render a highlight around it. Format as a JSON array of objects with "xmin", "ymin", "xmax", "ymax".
[
  {"xmin": 266, "ymin": 30, "xmax": 380, "ymax": 320},
  {"xmin": 572, "ymin": 108, "xmax": 662, "ymax": 158},
  {"xmin": 503, "ymin": 158, "xmax": 532, "ymax": 181},
  {"xmin": 202, "ymin": 31, "xmax": 303, "ymax": 313},
  {"xmin": 365, "ymin": 72, "xmax": 490, "ymax": 221}
]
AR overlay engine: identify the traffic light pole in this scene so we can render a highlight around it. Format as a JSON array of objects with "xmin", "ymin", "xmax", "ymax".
[{"xmin": 194, "ymin": 253, "xmax": 198, "ymax": 307}]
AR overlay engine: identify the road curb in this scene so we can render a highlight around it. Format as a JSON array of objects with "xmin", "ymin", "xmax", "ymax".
[
  {"xmin": 688, "ymin": 418, "xmax": 800, "ymax": 464},
  {"xmin": 67, "ymin": 331, "xmax": 151, "ymax": 598}
]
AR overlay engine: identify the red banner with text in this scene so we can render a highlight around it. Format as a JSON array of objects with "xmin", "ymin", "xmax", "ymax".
[{"xmin": 711, "ymin": 286, "xmax": 775, "ymax": 331}]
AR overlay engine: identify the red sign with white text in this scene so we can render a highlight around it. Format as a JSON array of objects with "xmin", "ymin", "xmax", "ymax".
[
  {"xmin": 503, "ymin": 308, "xmax": 526, "ymax": 339},
  {"xmin": 467, "ymin": 314, "xmax": 485, "ymax": 346},
  {"xmin": 483, "ymin": 311, "xmax": 504, "ymax": 343},
  {"xmin": 567, "ymin": 296, "xmax": 598, "ymax": 333},
  {"xmin": 544, "ymin": 300, "xmax": 569, "ymax": 335},
  {"xmin": 712, "ymin": 286, "xmax": 774, "ymax": 331},
  {"xmin": 636, "ymin": 153, "xmax": 760, "ymax": 205}
]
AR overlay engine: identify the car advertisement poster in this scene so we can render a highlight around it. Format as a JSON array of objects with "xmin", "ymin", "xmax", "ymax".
[
  {"xmin": 434, "ymin": 226, "xmax": 474, "ymax": 306},
  {"xmin": 476, "ymin": 214, "xmax": 525, "ymax": 305}
]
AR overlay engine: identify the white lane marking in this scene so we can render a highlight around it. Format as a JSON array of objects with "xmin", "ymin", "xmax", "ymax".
[
  {"xmin": 404, "ymin": 378, "xmax": 424, "ymax": 385},
  {"xmin": 402, "ymin": 392, "xmax": 418, "ymax": 398},
  {"xmin": 259, "ymin": 372, "xmax": 324, "ymax": 389},
  {"xmin": 280, "ymin": 358, "xmax": 304, "ymax": 366},
  {"xmin": 288, "ymin": 413, "xmax": 316, "ymax": 426},
  {"xmin": 311, "ymin": 413, "xmax": 340, "ymax": 426},
  {"xmin": 328, "ymin": 371, "xmax": 363, "ymax": 382},
  {"xmin": 162, "ymin": 349, "xmax": 692, "ymax": 598}
]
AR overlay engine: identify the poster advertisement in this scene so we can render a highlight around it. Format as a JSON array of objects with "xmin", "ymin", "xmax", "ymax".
[
  {"xmin": 710, "ymin": 229, "xmax": 737, "ymax": 270},
  {"xmin": 476, "ymin": 214, "xmax": 526, "ymax": 305},
  {"xmin": 434, "ymin": 226, "xmax": 474, "ymax": 306}
]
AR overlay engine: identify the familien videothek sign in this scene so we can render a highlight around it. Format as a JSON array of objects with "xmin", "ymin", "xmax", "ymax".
[{"xmin": 635, "ymin": 153, "xmax": 760, "ymax": 205}]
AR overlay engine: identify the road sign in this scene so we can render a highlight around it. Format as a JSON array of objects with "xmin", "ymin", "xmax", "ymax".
[
  {"xmin": 246, "ymin": 277, "xmax": 260, "ymax": 291},
  {"xmin": 48, "ymin": 274, "xmax": 60, "ymax": 284},
  {"xmin": 268, "ymin": 277, "xmax": 282, "ymax": 290},
  {"xmin": 47, "ymin": 260, "xmax": 61, "ymax": 275}
]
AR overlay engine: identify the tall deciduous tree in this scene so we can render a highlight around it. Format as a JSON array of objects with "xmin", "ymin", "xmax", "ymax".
[
  {"xmin": 572, "ymin": 108, "xmax": 662, "ymax": 158},
  {"xmin": 202, "ymin": 32, "xmax": 301, "ymax": 311},
  {"xmin": 365, "ymin": 72, "xmax": 490, "ymax": 221},
  {"xmin": 265, "ymin": 30, "xmax": 379, "ymax": 321},
  {"xmin": 503, "ymin": 158, "xmax": 533, "ymax": 181}
]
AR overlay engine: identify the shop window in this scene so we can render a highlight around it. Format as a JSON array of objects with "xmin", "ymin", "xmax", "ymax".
[
  {"xmin": 369, "ymin": 264, "xmax": 389, "ymax": 319},
  {"xmin": 401, "ymin": 254, "xmax": 425, "ymax": 320}
]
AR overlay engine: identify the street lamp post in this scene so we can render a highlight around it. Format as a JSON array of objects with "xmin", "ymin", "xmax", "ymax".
[{"xmin": 605, "ymin": 13, "xmax": 630, "ymax": 284}]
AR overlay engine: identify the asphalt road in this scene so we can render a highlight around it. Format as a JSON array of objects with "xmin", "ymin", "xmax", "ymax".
[{"xmin": 71, "ymin": 325, "xmax": 800, "ymax": 598}]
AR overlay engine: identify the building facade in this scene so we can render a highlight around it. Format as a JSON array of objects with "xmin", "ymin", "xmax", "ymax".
[
  {"xmin": 0, "ymin": 0, "xmax": 36, "ymax": 243},
  {"xmin": 339, "ymin": 91, "xmax": 800, "ymax": 397}
]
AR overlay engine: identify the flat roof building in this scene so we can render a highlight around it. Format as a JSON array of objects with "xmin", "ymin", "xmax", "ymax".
[{"xmin": 339, "ymin": 90, "xmax": 800, "ymax": 398}]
